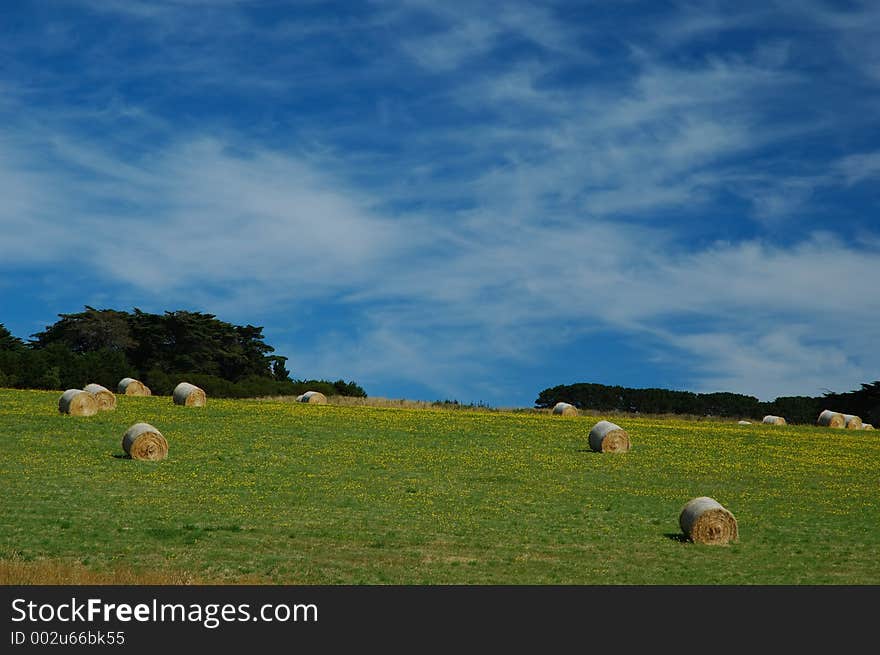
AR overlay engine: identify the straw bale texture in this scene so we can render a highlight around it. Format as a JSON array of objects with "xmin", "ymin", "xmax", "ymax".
[
  {"xmin": 817, "ymin": 409, "xmax": 846, "ymax": 428},
  {"xmin": 552, "ymin": 402, "xmax": 578, "ymax": 416},
  {"xmin": 122, "ymin": 423, "xmax": 168, "ymax": 461},
  {"xmin": 58, "ymin": 389, "xmax": 98, "ymax": 416},
  {"xmin": 296, "ymin": 391, "xmax": 328, "ymax": 404},
  {"xmin": 679, "ymin": 496, "xmax": 738, "ymax": 545},
  {"xmin": 588, "ymin": 420, "xmax": 631, "ymax": 453},
  {"xmin": 172, "ymin": 382, "xmax": 206, "ymax": 407},
  {"xmin": 117, "ymin": 377, "xmax": 151, "ymax": 396},
  {"xmin": 84, "ymin": 383, "xmax": 116, "ymax": 410}
]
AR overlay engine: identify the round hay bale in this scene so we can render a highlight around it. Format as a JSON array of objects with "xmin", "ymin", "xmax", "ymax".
[
  {"xmin": 117, "ymin": 377, "xmax": 151, "ymax": 396},
  {"xmin": 862, "ymin": 423, "xmax": 874, "ymax": 430},
  {"xmin": 679, "ymin": 496, "xmax": 738, "ymax": 545},
  {"xmin": 588, "ymin": 420, "xmax": 631, "ymax": 453},
  {"xmin": 84, "ymin": 383, "xmax": 117, "ymax": 410},
  {"xmin": 552, "ymin": 402, "xmax": 578, "ymax": 416},
  {"xmin": 762, "ymin": 415, "xmax": 786, "ymax": 425},
  {"xmin": 817, "ymin": 409, "xmax": 845, "ymax": 428},
  {"xmin": 297, "ymin": 390, "xmax": 328, "ymax": 404},
  {"xmin": 737, "ymin": 420, "xmax": 752, "ymax": 425},
  {"xmin": 172, "ymin": 382, "xmax": 207, "ymax": 407},
  {"xmin": 58, "ymin": 389, "xmax": 98, "ymax": 417},
  {"xmin": 122, "ymin": 422, "xmax": 168, "ymax": 461},
  {"xmin": 843, "ymin": 414, "xmax": 863, "ymax": 430}
]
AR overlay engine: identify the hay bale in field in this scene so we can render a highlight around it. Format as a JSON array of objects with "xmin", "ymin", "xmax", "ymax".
[
  {"xmin": 588, "ymin": 420, "xmax": 631, "ymax": 453},
  {"xmin": 843, "ymin": 414, "xmax": 863, "ymax": 430},
  {"xmin": 862, "ymin": 423, "xmax": 874, "ymax": 430},
  {"xmin": 122, "ymin": 422, "xmax": 168, "ymax": 461},
  {"xmin": 117, "ymin": 377, "xmax": 151, "ymax": 396},
  {"xmin": 172, "ymin": 382, "xmax": 206, "ymax": 407},
  {"xmin": 58, "ymin": 389, "xmax": 98, "ymax": 417},
  {"xmin": 737, "ymin": 420, "xmax": 752, "ymax": 425},
  {"xmin": 817, "ymin": 409, "xmax": 846, "ymax": 428},
  {"xmin": 84, "ymin": 383, "xmax": 117, "ymax": 410},
  {"xmin": 679, "ymin": 496, "xmax": 738, "ymax": 545},
  {"xmin": 296, "ymin": 390, "xmax": 328, "ymax": 404},
  {"xmin": 762, "ymin": 415, "xmax": 786, "ymax": 425},
  {"xmin": 552, "ymin": 402, "xmax": 578, "ymax": 416}
]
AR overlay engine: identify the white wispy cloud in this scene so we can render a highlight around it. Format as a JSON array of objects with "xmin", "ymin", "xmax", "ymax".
[
  {"xmin": 834, "ymin": 151, "xmax": 880, "ymax": 186},
  {"xmin": 2, "ymin": 0, "xmax": 878, "ymax": 404},
  {"xmin": 3, "ymin": 121, "xmax": 878, "ymax": 401}
]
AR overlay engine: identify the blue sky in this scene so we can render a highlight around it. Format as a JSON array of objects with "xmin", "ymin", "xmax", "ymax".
[{"xmin": 1, "ymin": 0, "xmax": 878, "ymax": 406}]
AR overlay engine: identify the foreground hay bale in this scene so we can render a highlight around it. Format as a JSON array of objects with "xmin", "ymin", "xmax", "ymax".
[
  {"xmin": 679, "ymin": 497, "xmax": 738, "ymax": 545},
  {"xmin": 552, "ymin": 402, "xmax": 578, "ymax": 416},
  {"xmin": 117, "ymin": 377, "xmax": 151, "ymax": 396},
  {"xmin": 588, "ymin": 420, "xmax": 631, "ymax": 453},
  {"xmin": 817, "ymin": 409, "xmax": 845, "ymax": 428},
  {"xmin": 84, "ymin": 383, "xmax": 117, "ymax": 410},
  {"xmin": 58, "ymin": 389, "xmax": 98, "ymax": 417},
  {"xmin": 737, "ymin": 420, "xmax": 752, "ymax": 425},
  {"xmin": 172, "ymin": 382, "xmax": 206, "ymax": 407},
  {"xmin": 296, "ymin": 391, "xmax": 328, "ymax": 404},
  {"xmin": 762, "ymin": 415, "xmax": 786, "ymax": 425},
  {"xmin": 843, "ymin": 414, "xmax": 863, "ymax": 430},
  {"xmin": 122, "ymin": 423, "xmax": 168, "ymax": 461}
]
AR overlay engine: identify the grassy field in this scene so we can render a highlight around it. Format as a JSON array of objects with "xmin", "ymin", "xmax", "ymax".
[{"xmin": 1, "ymin": 388, "xmax": 878, "ymax": 584}]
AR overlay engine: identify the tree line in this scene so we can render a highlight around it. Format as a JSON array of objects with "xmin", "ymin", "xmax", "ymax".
[
  {"xmin": 535, "ymin": 381, "xmax": 880, "ymax": 425},
  {"xmin": 0, "ymin": 307, "xmax": 366, "ymax": 399}
]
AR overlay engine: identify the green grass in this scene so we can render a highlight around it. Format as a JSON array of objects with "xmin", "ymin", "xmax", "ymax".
[{"xmin": 1, "ymin": 388, "xmax": 879, "ymax": 584}]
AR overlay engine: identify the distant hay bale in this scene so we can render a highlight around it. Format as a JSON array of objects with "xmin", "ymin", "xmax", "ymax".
[
  {"xmin": 84, "ymin": 383, "xmax": 117, "ymax": 410},
  {"xmin": 588, "ymin": 420, "xmax": 631, "ymax": 453},
  {"xmin": 737, "ymin": 420, "xmax": 752, "ymax": 425},
  {"xmin": 817, "ymin": 409, "xmax": 846, "ymax": 428},
  {"xmin": 762, "ymin": 415, "xmax": 786, "ymax": 425},
  {"xmin": 117, "ymin": 377, "xmax": 151, "ymax": 396},
  {"xmin": 679, "ymin": 496, "xmax": 738, "ymax": 545},
  {"xmin": 296, "ymin": 391, "xmax": 328, "ymax": 404},
  {"xmin": 862, "ymin": 423, "xmax": 874, "ymax": 430},
  {"xmin": 122, "ymin": 423, "xmax": 168, "ymax": 461},
  {"xmin": 172, "ymin": 382, "xmax": 206, "ymax": 407},
  {"xmin": 552, "ymin": 402, "xmax": 578, "ymax": 416},
  {"xmin": 843, "ymin": 414, "xmax": 863, "ymax": 430},
  {"xmin": 58, "ymin": 389, "xmax": 98, "ymax": 417}
]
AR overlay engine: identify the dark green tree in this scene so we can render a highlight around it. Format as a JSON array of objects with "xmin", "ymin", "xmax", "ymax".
[
  {"xmin": 0, "ymin": 324, "xmax": 26, "ymax": 352},
  {"xmin": 31, "ymin": 307, "xmax": 135, "ymax": 353},
  {"xmin": 269, "ymin": 355, "xmax": 291, "ymax": 381},
  {"xmin": 1, "ymin": 307, "xmax": 366, "ymax": 398}
]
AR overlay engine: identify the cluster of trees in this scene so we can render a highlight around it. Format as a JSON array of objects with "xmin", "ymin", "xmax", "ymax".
[
  {"xmin": 535, "ymin": 381, "xmax": 880, "ymax": 425},
  {"xmin": 0, "ymin": 307, "xmax": 366, "ymax": 399}
]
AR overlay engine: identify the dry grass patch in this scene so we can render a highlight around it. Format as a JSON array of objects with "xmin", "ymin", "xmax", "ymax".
[{"xmin": 0, "ymin": 557, "xmax": 202, "ymax": 585}]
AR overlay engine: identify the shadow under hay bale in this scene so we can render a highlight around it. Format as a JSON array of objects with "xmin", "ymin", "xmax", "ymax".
[
  {"xmin": 172, "ymin": 382, "xmax": 207, "ymax": 407},
  {"xmin": 663, "ymin": 532, "xmax": 690, "ymax": 543},
  {"xmin": 84, "ymin": 383, "xmax": 117, "ymax": 410},
  {"xmin": 817, "ymin": 409, "xmax": 845, "ymax": 428},
  {"xmin": 58, "ymin": 389, "xmax": 98, "ymax": 417},
  {"xmin": 296, "ymin": 391, "xmax": 328, "ymax": 404},
  {"xmin": 118, "ymin": 377, "xmax": 151, "ymax": 396},
  {"xmin": 679, "ymin": 497, "xmax": 738, "ymax": 545},
  {"xmin": 552, "ymin": 402, "xmax": 578, "ymax": 416},
  {"xmin": 588, "ymin": 420, "xmax": 631, "ymax": 453},
  {"xmin": 122, "ymin": 423, "xmax": 168, "ymax": 461}
]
